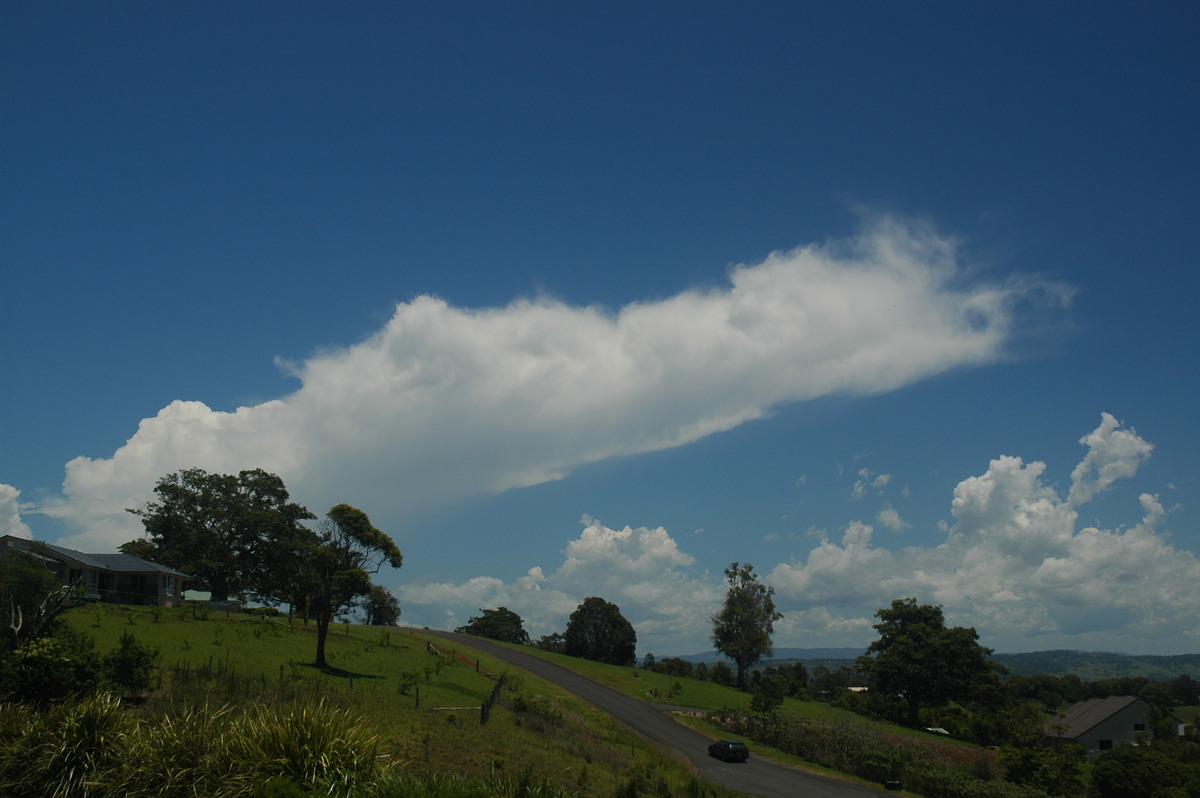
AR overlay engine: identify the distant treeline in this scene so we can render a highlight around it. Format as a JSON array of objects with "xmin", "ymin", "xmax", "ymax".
[{"xmin": 751, "ymin": 649, "xmax": 1200, "ymax": 680}]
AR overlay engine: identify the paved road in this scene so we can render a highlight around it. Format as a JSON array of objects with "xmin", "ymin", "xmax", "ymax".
[{"xmin": 421, "ymin": 630, "xmax": 888, "ymax": 798}]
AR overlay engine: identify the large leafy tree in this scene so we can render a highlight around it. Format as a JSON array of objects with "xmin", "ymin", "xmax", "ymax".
[
  {"xmin": 710, "ymin": 562, "xmax": 782, "ymax": 689},
  {"xmin": 563, "ymin": 597, "xmax": 636, "ymax": 666},
  {"xmin": 125, "ymin": 468, "xmax": 315, "ymax": 602},
  {"xmin": 298, "ymin": 504, "xmax": 402, "ymax": 668},
  {"xmin": 456, "ymin": 606, "xmax": 530, "ymax": 644},
  {"xmin": 857, "ymin": 597, "xmax": 999, "ymax": 727}
]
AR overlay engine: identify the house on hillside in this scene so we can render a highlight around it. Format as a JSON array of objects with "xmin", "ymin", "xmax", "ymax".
[
  {"xmin": 0, "ymin": 535, "xmax": 190, "ymax": 608},
  {"xmin": 1045, "ymin": 696, "xmax": 1157, "ymax": 758}
]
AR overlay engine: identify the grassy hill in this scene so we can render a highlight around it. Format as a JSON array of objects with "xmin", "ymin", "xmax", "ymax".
[
  {"xmin": 47, "ymin": 603, "xmax": 1133, "ymax": 797},
  {"xmin": 57, "ymin": 602, "xmax": 732, "ymax": 797}
]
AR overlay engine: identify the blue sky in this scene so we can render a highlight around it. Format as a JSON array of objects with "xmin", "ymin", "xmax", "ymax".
[{"xmin": 3, "ymin": 2, "xmax": 1197, "ymax": 657}]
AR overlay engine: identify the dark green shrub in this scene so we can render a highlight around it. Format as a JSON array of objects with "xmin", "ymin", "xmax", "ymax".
[
  {"xmin": 1, "ymin": 628, "xmax": 100, "ymax": 703},
  {"xmin": 709, "ymin": 661, "xmax": 734, "ymax": 687},
  {"xmin": 1000, "ymin": 742, "xmax": 1084, "ymax": 796},
  {"xmin": 750, "ymin": 673, "xmax": 787, "ymax": 713},
  {"xmin": 1088, "ymin": 746, "xmax": 1189, "ymax": 798},
  {"xmin": 102, "ymin": 631, "xmax": 159, "ymax": 697}
]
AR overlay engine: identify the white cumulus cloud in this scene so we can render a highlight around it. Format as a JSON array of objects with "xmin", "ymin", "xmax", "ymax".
[
  {"xmin": 876, "ymin": 505, "xmax": 910, "ymax": 532},
  {"xmin": 32, "ymin": 216, "xmax": 1067, "ymax": 551},
  {"xmin": 398, "ymin": 517, "xmax": 721, "ymax": 652},
  {"xmin": 0, "ymin": 484, "xmax": 32, "ymax": 538},
  {"xmin": 852, "ymin": 469, "xmax": 893, "ymax": 500},
  {"xmin": 768, "ymin": 414, "xmax": 1199, "ymax": 653},
  {"xmin": 397, "ymin": 415, "xmax": 1193, "ymax": 656}
]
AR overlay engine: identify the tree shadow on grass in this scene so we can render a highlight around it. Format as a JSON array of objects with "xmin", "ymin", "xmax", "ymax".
[{"xmin": 296, "ymin": 662, "xmax": 385, "ymax": 680}]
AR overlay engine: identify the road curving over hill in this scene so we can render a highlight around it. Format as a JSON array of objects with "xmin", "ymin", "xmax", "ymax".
[{"xmin": 421, "ymin": 630, "xmax": 888, "ymax": 798}]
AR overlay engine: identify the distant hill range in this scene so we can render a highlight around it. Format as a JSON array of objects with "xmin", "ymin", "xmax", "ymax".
[
  {"xmin": 987, "ymin": 651, "xmax": 1200, "ymax": 680},
  {"xmin": 676, "ymin": 648, "xmax": 1200, "ymax": 680}
]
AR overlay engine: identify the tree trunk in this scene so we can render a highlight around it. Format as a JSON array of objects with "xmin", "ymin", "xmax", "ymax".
[{"xmin": 314, "ymin": 613, "xmax": 330, "ymax": 668}]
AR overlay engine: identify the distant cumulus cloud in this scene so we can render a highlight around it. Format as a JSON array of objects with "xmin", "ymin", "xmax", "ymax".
[
  {"xmin": 768, "ymin": 413, "xmax": 1199, "ymax": 654},
  {"xmin": 0, "ymin": 484, "xmax": 32, "ymax": 538},
  {"xmin": 852, "ymin": 469, "xmax": 892, "ymax": 500},
  {"xmin": 876, "ymin": 505, "xmax": 910, "ymax": 532},
  {"xmin": 1067, "ymin": 412, "xmax": 1154, "ymax": 508},
  {"xmin": 365, "ymin": 416, "xmax": 1191, "ymax": 655},
  {"xmin": 399, "ymin": 517, "xmax": 719, "ymax": 651},
  {"xmin": 31, "ymin": 215, "xmax": 1069, "ymax": 551}
]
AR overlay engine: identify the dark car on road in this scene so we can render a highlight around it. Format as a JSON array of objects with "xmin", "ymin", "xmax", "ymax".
[{"xmin": 708, "ymin": 739, "xmax": 750, "ymax": 762}]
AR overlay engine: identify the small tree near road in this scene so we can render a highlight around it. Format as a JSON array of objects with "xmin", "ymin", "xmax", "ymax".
[
  {"xmin": 456, "ymin": 607, "xmax": 530, "ymax": 644},
  {"xmin": 534, "ymin": 632, "xmax": 565, "ymax": 653},
  {"xmin": 710, "ymin": 562, "xmax": 782, "ymax": 689},
  {"xmin": 563, "ymin": 597, "xmax": 636, "ymax": 666},
  {"xmin": 361, "ymin": 584, "xmax": 401, "ymax": 627}
]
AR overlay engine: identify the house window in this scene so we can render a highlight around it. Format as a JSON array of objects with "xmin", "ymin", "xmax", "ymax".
[
  {"xmin": 1098, "ymin": 740, "xmax": 1113, "ymax": 750},
  {"xmin": 163, "ymin": 576, "xmax": 174, "ymax": 594},
  {"xmin": 1133, "ymin": 724, "xmax": 1146, "ymax": 732}
]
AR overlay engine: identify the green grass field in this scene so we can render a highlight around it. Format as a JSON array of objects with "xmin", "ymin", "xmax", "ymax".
[{"xmin": 61, "ymin": 603, "xmax": 736, "ymax": 797}]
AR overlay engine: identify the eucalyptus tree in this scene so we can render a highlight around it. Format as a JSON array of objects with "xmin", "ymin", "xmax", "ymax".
[
  {"xmin": 456, "ymin": 606, "xmax": 530, "ymax": 644},
  {"xmin": 711, "ymin": 562, "xmax": 782, "ymax": 689},
  {"xmin": 298, "ymin": 504, "xmax": 403, "ymax": 668}
]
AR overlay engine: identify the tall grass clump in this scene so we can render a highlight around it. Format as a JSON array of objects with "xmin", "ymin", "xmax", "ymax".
[
  {"xmin": 361, "ymin": 767, "xmax": 580, "ymax": 797},
  {"xmin": 226, "ymin": 699, "xmax": 383, "ymax": 792},
  {"xmin": 110, "ymin": 702, "xmax": 239, "ymax": 797},
  {"xmin": 0, "ymin": 695, "xmax": 393, "ymax": 798},
  {"xmin": 0, "ymin": 691, "xmax": 133, "ymax": 798}
]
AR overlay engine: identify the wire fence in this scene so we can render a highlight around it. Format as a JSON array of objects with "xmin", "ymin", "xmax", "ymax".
[
  {"xmin": 424, "ymin": 639, "xmax": 506, "ymax": 724},
  {"xmin": 480, "ymin": 675, "xmax": 506, "ymax": 725}
]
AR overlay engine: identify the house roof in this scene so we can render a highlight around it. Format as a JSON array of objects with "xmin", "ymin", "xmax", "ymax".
[
  {"xmin": 1049, "ymin": 696, "xmax": 1143, "ymax": 738},
  {"xmin": 1, "ymin": 535, "xmax": 191, "ymax": 580},
  {"xmin": 39, "ymin": 541, "xmax": 109, "ymax": 570},
  {"xmin": 90, "ymin": 552, "xmax": 191, "ymax": 579}
]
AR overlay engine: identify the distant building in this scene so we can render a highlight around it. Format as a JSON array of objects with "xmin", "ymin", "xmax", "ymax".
[
  {"xmin": 0, "ymin": 535, "xmax": 190, "ymax": 608},
  {"xmin": 1045, "ymin": 696, "xmax": 1155, "ymax": 758}
]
